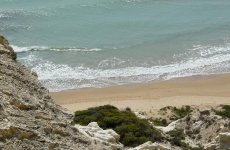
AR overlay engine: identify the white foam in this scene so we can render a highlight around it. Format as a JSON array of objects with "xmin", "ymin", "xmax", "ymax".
[
  {"xmin": 12, "ymin": 45, "xmax": 48, "ymax": 52},
  {"xmin": 0, "ymin": 14, "xmax": 5, "ymax": 18},
  {"xmin": 49, "ymin": 48, "xmax": 102, "ymax": 52},
  {"xmin": 12, "ymin": 45, "xmax": 102, "ymax": 53},
  {"xmin": 191, "ymin": 45, "xmax": 230, "ymax": 57}
]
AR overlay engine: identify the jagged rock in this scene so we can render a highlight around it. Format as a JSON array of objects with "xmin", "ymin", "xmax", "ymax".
[
  {"xmin": 0, "ymin": 36, "xmax": 109, "ymax": 149},
  {"xmin": 75, "ymin": 122, "xmax": 123, "ymax": 150},
  {"xmin": 129, "ymin": 141, "xmax": 170, "ymax": 150},
  {"xmin": 0, "ymin": 36, "xmax": 16, "ymax": 60}
]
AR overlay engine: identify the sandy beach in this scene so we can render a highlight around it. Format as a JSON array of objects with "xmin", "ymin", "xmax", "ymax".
[{"xmin": 51, "ymin": 74, "xmax": 230, "ymax": 113}]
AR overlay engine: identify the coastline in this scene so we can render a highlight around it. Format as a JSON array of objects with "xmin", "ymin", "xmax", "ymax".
[{"xmin": 51, "ymin": 73, "xmax": 230, "ymax": 113}]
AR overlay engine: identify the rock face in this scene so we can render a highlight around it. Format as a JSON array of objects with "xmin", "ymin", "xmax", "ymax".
[
  {"xmin": 75, "ymin": 122, "xmax": 123, "ymax": 150},
  {"xmin": 0, "ymin": 36, "xmax": 108, "ymax": 149}
]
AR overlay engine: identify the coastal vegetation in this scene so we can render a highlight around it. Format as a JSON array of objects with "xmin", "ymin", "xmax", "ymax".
[
  {"xmin": 74, "ymin": 105, "xmax": 162, "ymax": 147},
  {"xmin": 168, "ymin": 129, "xmax": 185, "ymax": 147},
  {"xmin": 215, "ymin": 105, "xmax": 230, "ymax": 118},
  {"xmin": 151, "ymin": 105, "xmax": 192, "ymax": 126},
  {"xmin": 171, "ymin": 106, "xmax": 192, "ymax": 120},
  {"xmin": 151, "ymin": 118, "xmax": 168, "ymax": 126}
]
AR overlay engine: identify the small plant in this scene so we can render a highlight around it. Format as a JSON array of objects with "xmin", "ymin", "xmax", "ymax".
[
  {"xmin": 197, "ymin": 134, "xmax": 202, "ymax": 140},
  {"xmin": 74, "ymin": 105, "xmax": 162, "ymax": 147},
  {"xmin": 200, "ymin": 110, "xmax": 210, "ymax": 116},
  {"xmin": 193, "ymin": 128, "xmax": 200, "ymax": 135},
  {"xmin": 168, "ymin": 129, "xmax": 185, "ymax": 146},
  {"xmin": 172, "ymin": 106, "xmax": 192, "ymax": 120},
  {"xmin": 151, "ymin": 118, "xmax": 168, "ymax": 126},
  {"xmin": 215, "ymin": 105, "xmax": 230, "ymax": 118},
  {"xmin": 185, "ymin": 130, "xmax": 193, "ymax": 137},
  {"xmin": 160, "ymin": 106, "xmax": 172, "ymax": 111}
]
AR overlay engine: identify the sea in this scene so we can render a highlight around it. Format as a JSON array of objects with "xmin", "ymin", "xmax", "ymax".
[{"xmin": 1, "ymin": 0, "xmax": 230, "ymax": 92}]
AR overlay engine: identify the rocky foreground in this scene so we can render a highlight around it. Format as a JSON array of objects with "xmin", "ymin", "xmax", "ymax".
[{"xmin": 0, "ymin": 36, "xmax": 230, "ymax": 150}]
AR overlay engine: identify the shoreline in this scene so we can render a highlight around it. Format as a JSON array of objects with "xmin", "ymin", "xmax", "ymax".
[{"xmin": 51, "ymin": 73, "xmax": 230, "ymax": 113}]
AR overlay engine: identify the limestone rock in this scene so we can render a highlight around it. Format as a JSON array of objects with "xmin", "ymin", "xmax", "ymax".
[
  {"xmin": 0, "ymin": 36, "xmax": 108, "ymax": 149},
  {"xmin": 154, "ymin": 120, "xmax": 180, "ymax": 133},
  {"xmin": 129, "ymin": 141, "xmax": 170, "ymax": 150},
  {"xmin": 75, "ymin": 122, "xmax": 123, "ymax": 150}
]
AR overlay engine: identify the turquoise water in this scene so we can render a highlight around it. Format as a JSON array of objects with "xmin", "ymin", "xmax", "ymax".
[{"xmin": 1, "ymin": 0, "xmax": 230, "ymax": 91}]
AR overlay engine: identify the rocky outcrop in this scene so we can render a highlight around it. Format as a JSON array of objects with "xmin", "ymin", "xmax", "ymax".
[
  {"xmin": 0, "ymin": 36, "xmax": 16, "ymax": 60},
  {"xmin": 75, "ymin": 122, "xmax": 123, "ymax": 150},
  {"xmin": 149, "ymin": 106, "xmax": 230, "ymax": 150},
  {"xmin": 0, "ymin": 36, "xmax": 108, "ymax": 149}
]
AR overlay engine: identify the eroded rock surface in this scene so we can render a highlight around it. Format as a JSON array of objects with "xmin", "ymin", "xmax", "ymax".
[{"xmin": 0, "ymin": 36, "xmax": 108, "ymax": 149}]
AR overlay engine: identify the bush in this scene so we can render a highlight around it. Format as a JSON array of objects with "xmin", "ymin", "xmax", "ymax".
[
  {"xmin": 168, "ymin": 129, "xmax": 185, "ymax": 146},
  {"xmin": 74, "ymin": 105, "xmax": 162, "ymax": 147},
  {"xmin": 172, "ymin": 106, "xmax": 192, "ymax": 120},
  {"xmin": 215, "ymin": 105, "xmax": 230, "ymax": 118},
  {"xmin": 151, "ymin": 118, "xmax": 168, "ymax": 126}
]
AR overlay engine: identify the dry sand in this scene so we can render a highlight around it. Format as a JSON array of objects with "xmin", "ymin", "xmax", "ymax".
[{"xmin": 51, "ymin": 74, "xmax": 230, "ymax": 113}]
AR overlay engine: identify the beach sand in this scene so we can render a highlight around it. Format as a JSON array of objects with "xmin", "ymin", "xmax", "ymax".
[{"xmin": 51, "ymin": 74, "xmax": 230, "ymax": 113}]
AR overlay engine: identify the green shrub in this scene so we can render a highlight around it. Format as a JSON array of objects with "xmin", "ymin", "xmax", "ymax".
[
  {"xmin": 168, "ymin": 129, "xmax": 185, "ymax": 146},
  {"xmin": 74, "ymin": 105, "xmax": 162, "ymax": 147},
  {"xmin": 160, "ymin": 106, "xmax": 172, "ymax": 111},
  {"xmin": 172, "ymin": 106, "xmax": 192, "ymax": 120},
  {"xmin": 151, "ymin": 118, "xmax": 168, "ymax": 126},
  {"xmin": 215, "ymin": 105, "xmax": 230, "ymax": 118}
]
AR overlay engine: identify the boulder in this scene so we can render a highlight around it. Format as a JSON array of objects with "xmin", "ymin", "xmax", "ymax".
[{"xmin": 75, "ymin": 122, "xmax": 123, "ymax": 150}]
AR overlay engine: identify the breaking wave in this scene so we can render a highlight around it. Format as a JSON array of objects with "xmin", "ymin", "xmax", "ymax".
[{"xmin": 12, "ymin": 45, "xmax": 102, "ymax": 53}]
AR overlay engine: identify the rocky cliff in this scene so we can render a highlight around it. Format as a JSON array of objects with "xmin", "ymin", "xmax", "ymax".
[{"xmin": 0, "ymin": 36, "xmax": 109, "ymax": 149}]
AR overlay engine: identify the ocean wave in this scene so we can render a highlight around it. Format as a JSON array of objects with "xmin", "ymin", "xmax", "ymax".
[
  {"xmin": 0, "ymin": 8, "xmax": 52, "ymax": 18},
  {"xmin": 19, "ymin": 44, "xmax": 230, "ymax": 91},
  {"xmin": 12, "ymin": 45, "xmax": 102, "ymax": 53},
  {"xmin": 190, "ymin": 45, "xmax": 230, "ymax": 57},
  {"xmin": 0, "ymin": 13, "xmax": 8, "ymax": 19},
  {"xmin": 12, "ymin": 45, "xmax": 48, "ymax": 52},
  {"xmin": 49, "ymin": 48, "xmax": 102, "ymax": 52}
]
